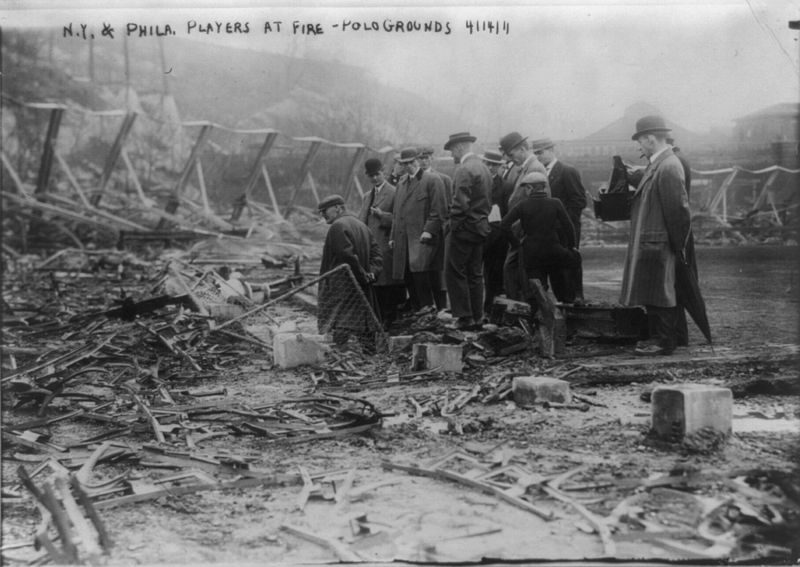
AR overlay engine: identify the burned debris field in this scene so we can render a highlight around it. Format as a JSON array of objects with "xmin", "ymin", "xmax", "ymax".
[{"xmin": 2, "ymin": 241, "xmax": 799, "ymax": 565}]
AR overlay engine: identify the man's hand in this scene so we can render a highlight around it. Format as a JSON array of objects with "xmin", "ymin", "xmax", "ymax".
[
  {"xmin": 388, "ymin": 240, "xmax": 394, "ymax": 249},
  {"xmin": 420, "ymin": 231, "xmax": 433, "ymax": 244},
  {"xmin": 370, "ymin": 207, "xmax": 381, "ymax": 218},
  {"xmin": 364, "ymin": 272, "xmax": 376, "ymax": 284}
]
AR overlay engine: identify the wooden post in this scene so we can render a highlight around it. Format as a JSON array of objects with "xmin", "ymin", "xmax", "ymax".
[
  {"xmin": 341, "ymin": 146, "xmax": 366, "ymax": 203},
  {"xmin": 195, "ymin": 160, "xmax": 210, "ymax": 213},
  {"xmin": 231, "ymin": 131, "xmax": 278, "ymax": 221},
  {"xmin": 175, "ymin": 124, "xmax": 212, "ymax": 197},
  {"xmin": 706, "ymin": 169, "xmax": 738, "ymax": 218},
  {"xmin": 261, "ymin": 165, "xmax": 282, "ymax": 219},
  {"xmin": 34, "ymin": 107, "xmax": 65, "ymax": 196},
  {"xmin": 92, "ymin": 112, "xmax": 137, "ymax": 206},
  {"xmin": 54, "ymin": 151, "xmax": 92, "ymax": 208},
  {"xmin": 287, "ymin": 140, "xmax": 322, "ymax": 209},
  {"xmin": 120, "ymin": 148, "xmax": 151, "ymax": 207}
]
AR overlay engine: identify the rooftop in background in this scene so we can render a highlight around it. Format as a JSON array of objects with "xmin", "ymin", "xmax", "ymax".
[{"xmin": 733, "ymin": 103, "xmax": 800, "ymax": 123}]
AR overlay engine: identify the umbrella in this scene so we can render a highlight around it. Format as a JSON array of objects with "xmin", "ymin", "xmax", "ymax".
[{"xmin": 675, "ymin": 248, "xmax": 712, "ymax": 346}]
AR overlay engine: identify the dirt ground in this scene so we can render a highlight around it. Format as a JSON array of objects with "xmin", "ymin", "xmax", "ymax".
[{"xmin": 2, "ymin": 244, "xmax": 799, "ymax": 565}]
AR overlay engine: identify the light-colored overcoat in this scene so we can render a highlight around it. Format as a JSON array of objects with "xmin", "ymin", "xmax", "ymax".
[
  {"xmin": 620, "ymin": 148, "xmax": 691, "ymax": 308},
  {"xmin": 389, "ymin": 169, "xmax": 446, "ymax": 279}
]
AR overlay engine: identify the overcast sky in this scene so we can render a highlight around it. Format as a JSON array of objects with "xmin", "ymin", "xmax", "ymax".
[{"xmin": 2, "ymin": 0, "xmax": 798, "ymax": 139}]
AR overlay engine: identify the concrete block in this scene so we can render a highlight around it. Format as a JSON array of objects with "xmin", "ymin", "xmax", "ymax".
[
  {"xmin": 272, "ymin": 333, "xmax": 329, "ymax": 369},
  {"xmin": 389, "ymin": 335, "xmax": 413, "ymax": 351},
  {"xmin": 513, "ymin": 376, "xmax": 571, "ymax": 405},
  {"xmin": 411, "ymin": 343, "xmax": 463, "ymax": 373},
  {"xmin": 651, "ymin": 384, "xmax": 733, "ymax": 440}
]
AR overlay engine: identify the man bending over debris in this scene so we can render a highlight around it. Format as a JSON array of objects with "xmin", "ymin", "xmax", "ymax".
[{"xmin": 317, "ymin": 194, "xmax": 383, "ymax": 352}]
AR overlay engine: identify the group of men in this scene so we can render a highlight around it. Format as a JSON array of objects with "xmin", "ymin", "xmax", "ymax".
[
  {"xmin": 318, "ymin": 115, "xmax": 695, "ymax": 356},
  {"xmin": 317, "ymin": 129, "xmax": 588, "ymax": 333}
]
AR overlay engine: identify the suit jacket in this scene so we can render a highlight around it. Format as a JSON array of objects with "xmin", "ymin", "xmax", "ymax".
[
  {"xmin": 548, "ymin": 160, "xmax": 587, "ymax": 213},
  {"xmin": 357, "ymin": 181, "xmax": 400, "ymax": 286},
  {"xmin": 449, "ymin": 153, "xmax": 492, "ymax": 241},
  {"xmin": 620, "ymin": 148, "xmax": 691, "ymax": 308},
  {"xmin": 390, "ymin": 169, "xmax": 447, "ymax": 278},
  {"xmin": 500, "ymin": 192, "xmax": 575, "ymax": 254}
]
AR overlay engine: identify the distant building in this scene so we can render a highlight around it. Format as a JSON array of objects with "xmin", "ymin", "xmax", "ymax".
[{"xmin": 733, "ymin": 103, "xmax": 799, "ymax": 144}]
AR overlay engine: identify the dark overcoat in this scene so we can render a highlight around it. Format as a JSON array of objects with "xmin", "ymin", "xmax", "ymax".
[
  {"xmin": 318, "ymin": 213, "xmax": 382, "ymax": 333},
  {"xmin": 449, "ymin": 153, "xmax": 492, "ymax": 240},
  {"xmin": 620, "ymin": 148, "xmax": 691, "ymax": 308},
  {"xmin": 357, "ymin": 181, "xmax": 401, "ymax": 287},
  {"xmin": 389, "ymin": 169, "xmax": 446, "ymax": 279},
  {"xmin": 548, "ymin": 160, "xmax": 587, "ymax": 214}
]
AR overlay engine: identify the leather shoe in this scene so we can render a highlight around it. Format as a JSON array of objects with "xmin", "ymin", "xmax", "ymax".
[
  {"xmin": 451, "ymin": 317, "xmax": 475, "ymax": 330},
  {"xmin": 634, "ymin": 344, "xmax": 674, "ymax": 356}
]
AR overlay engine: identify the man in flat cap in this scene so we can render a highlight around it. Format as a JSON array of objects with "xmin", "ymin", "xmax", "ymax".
[
  {"xmin": 389, "ymin": 148, "xmax": 448, "ymax": 312},
  {"xmin": 317, "ymin": 194, "xmax": 383, "ymax": 352},
  {"xmin": 531, "ymin": 137, "xmax": 587, "ymax": 300},
  {"xmin": 358, "ymin": 158, "xmax": 405, "ymax": 327},
  {"xmin": 418, "ymin": 146, "xmax": 453, "ymax": 311},
  {"xmin": 444, "ymin": 132, "xmax": 493, "ymax": 329},
  {"xmin": 498, "ymin": 131, "xmax": 549, "ymax": 300},
  {"xmin": 500, "ymin": 172, "xmax": 579, "ymax": 303},
  {"xmin": 621, "ymin": 116, "xmax": 692, "ymax": 356}
]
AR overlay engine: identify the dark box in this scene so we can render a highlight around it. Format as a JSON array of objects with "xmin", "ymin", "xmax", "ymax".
[{"xmin": 593, "ymin": 192, "xmax": 632, "ymax": 222}]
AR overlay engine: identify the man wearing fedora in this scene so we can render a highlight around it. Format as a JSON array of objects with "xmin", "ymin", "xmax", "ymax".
[
  {"xmin": 389, "ymin": 147, "xmax": 447, "ymax": 312},
  {"xmin": 498, "ymin": 131, "xmax": 548, "ymax": 300},
  {"xmin": 530, "ymin": 137, "xmax": 587, "ymax": 300},
  {"xmin": 621, "ymin": 115, "xmax": 692, "ymax": 356},
  {"xmin": 482, "ymin": 149, "xmax": 515, "ymax": 311},
  {"xmin": 418, "ymin": 146, "xmax": 453, "ymax": 311},
  {"xmin": 317, "ymin": 194, "xmax": 383, "ymax": 352},
  {"xmin": 358, "ymin": 158, "xmax": 405, "ymax": 327},
  {"xmin": 444, "ymin": 132, "xmax": 493, "ymax": 330}
]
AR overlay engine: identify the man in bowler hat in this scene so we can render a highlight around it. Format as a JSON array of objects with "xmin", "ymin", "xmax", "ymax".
[
  {"xmin": 358, "ymin": 158, "xmax": 405, "ymax": 327},
  {"xmin": 444, "ymin": 132, "xmax": 493, "ymax": 329},
  {"xmin": 481, "ymin": 149, "xmax": 514, "ymax": 311},
  {"xmin": 621, "ymin": 116, "xmax": 692, "ymax": 356}
]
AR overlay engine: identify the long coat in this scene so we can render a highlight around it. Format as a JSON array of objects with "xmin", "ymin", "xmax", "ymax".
[
  {"xmin": 390, "ymin": 169, "xmax": 447, "ymax": 279},
  {"xmin": 620, "ymin": 148, "xmax": 691, "ymax": 308},
  {"xmin": 357, "ymin": 181, "xmax": 400, "ymax": 287},
  {"xmin": 449, "ymin": 153, "xmax": 492, "ymax": 240},
  {"xmin": 428, "ymin": 169, "xmax": 453, "ymax": 279},
  {"xmin": 318, "ymin": 213, "xmax": 382, "ymax": 333}
]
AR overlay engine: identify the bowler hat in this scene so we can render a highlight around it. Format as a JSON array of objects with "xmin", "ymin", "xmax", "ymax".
[
  {"xmin": 444, "ymin": 132, "xmax": 477, "ymax": 151},
  {"xmin": 632, "ymin": 115, "xmax": 671, "ymax": 140},
  {"xmin": 396, "ymin": 147, "xmax": 419, "ymax": 163},
  {"xmin": 530, "ymin": 138, "xmax": 555, "ymax": 153},
  {"xmin": 481, "ymin": 150, "xmax": 504, "ymax": 165},
  {"xmin": 499, "ymin": 131, "xmax": 528, "ymax": 155},
  {"xmin": 417, "ymin": 146, "xmax": 435, "ymax": 157},
  {"xmin": 364, "ymin": 158, "xmax": 383, "ymax": 175},
  {"xmin": 317, "ymin": 194, "xmax": 345, "ymax": 212},
  {"xmin": 519, "ymin": 172, "xmax": 548, "ymax": 186}
]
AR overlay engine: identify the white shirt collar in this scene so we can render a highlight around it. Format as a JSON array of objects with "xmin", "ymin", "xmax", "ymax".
[
  {"xmin": 461, "ymin": 152, "xmax": 476, "ymax": 163},
  {"xmin": 649, "ymin": 146, "xmax": 669, "ymax": 163},
  {"xmin": 545, "ymin": 157, "xmax": 558, "ymax": 174}
]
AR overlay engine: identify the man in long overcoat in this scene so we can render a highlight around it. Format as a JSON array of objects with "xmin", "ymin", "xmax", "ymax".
[
  {"xmin": 444, "ymin": 132, "xmax": 493, "ymax": 329},
  {"xmin": 621, "ymin": 116, "xmax": 692, "ymax": 356},
  {"xmin": 418, "ymin": 146, "xmax": 452, "ymax": 310},
  {"xmin": 318, "ymin": 194, "xmax": 383, "ymax": 351},
  {"xmin": 482, "ymin": 150, "xmax": 515, "ymax": 311},
  {"xmin": 389, "ymin": 148, "xmax": 447, "ymax": 311},
  {"xmin": 357, "ymin": 158, "xmax": 404, "ymax": 327}
]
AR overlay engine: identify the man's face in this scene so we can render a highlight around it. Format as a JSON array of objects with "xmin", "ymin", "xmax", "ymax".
[
  {"xmin": 418, "ymin": 155, "xmax": 432, "ymax": 170},
  {"xmin": 636, "ymin": 134, "xmax": 656, "ymax": 157},
  {"xmin": 368, "ymin": 169, "xmax": 385, "ymax": 186},
  {"xmin": 402, "ymin": 159, "xmax": 417, "ymax": 174},
  {"xmin": 321, "ymin": 205, "xmax": 340, "ymax": 224},
  {"xmin": 449, "ymin": 143, "xmax": 466, "ymax": 163},
  {"xmin": 506, "ymin": 145, "xmax": 526, "ymax": 166},
  {"xmin": 534, "ymin": 147, "xmax": 554, "ymax": 166},
  {"xmin": 488, "ymin": 163, "xmax": 501, "ymax": 176}
]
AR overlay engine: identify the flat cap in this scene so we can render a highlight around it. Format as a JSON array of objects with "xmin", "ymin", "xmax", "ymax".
[{"xmin": 317, "ymin": 194, "xmax": 345, "ymax": 211}]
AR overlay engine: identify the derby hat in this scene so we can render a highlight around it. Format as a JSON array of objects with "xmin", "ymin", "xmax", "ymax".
[
  {"xmin": 417, "ymin": 146, "xmax": 435, "ymax": 157},
  {"xmin": 499, "ymin": 131, "xmax": 528, "ymax": 155},
  {"xmin": 317, "ymin": 194, "xmax": 345, "ymax": 212},
  {"xmin": 364, "ymin": 158, "xmax": 383, "ymax": 175},
  {"xmin": 631, "ymin": 115, "xmax": 671, "ymax": 140},
  {"xmin": 396, "ymin": 147, "xmax": 419, "ymax": 163},
  {"xmin": 443, "ymin": 132, "xmax": 477, "ymax": 151},
  {"xmin": 519, "ymin": 171, "xmax": 548, "ymax": 186},
  {"xmin": 530, "ymin": 138, "xmax": 555, "ymax": 153},
  {"xmin": 481, "ymin": 150, "xmax": 504, "ymax": 165}
]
